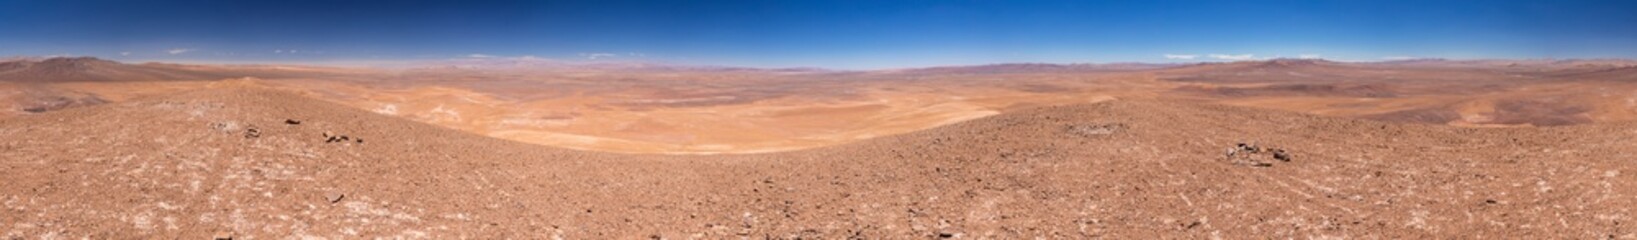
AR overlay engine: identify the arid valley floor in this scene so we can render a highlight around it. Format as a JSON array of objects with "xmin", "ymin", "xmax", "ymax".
[{"xmin": 2, "ymin": 57, "xmax": 1636, "ymax": 238}]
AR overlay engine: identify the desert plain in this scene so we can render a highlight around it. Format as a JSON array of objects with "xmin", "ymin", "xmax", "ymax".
[{"xmin": 2, "ymin": 57, "xmax": 1636, "ymax": 238}]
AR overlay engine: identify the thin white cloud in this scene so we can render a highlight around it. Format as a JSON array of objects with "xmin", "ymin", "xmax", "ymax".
[
  {"xmin": 1381, "ymin": 56, "xmax": 1417, "ymax": 60},
  {"xmin": 167, "ymin": 48, "xmax": 195, "ymax": 55},
  {"xmin": 120, "ymin": 52, "xmax": 131, "ymax": 56},
  {"xmin": 274, "ymin": 50, "xmax": 284, "ymax": 54},
  {"xmin": 579, "ymin": 53, "xmax": 618, "ymax": 59},
  {"xmin": 1298, "ymin": 54, "xmax": 1322, "ymax": 59},
  {"xmin": 466, "ymin": 54, "xmax": 495, "ymax": 58},
  {"xmin": 1209, "ymin": 54, "xmax": 1255, "ymax": 61},
  {"xmin": 1163, "ymin": 54, "xmax": 1198, "ymax": 60}
]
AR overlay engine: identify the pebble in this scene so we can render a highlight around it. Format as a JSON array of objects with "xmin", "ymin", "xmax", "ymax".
[{"xmin": 325, "ymin": 192, "xmax": 345, "ymax": 203}]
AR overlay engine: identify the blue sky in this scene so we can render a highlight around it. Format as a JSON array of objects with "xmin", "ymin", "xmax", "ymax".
[{"xmin": 1, "ymin": 0, "xmax": 1635, "ymax": 69}]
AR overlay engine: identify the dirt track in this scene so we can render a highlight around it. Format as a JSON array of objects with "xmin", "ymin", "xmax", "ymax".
[{"xmin": 3, "ymin": 87, "xmax": 1634, "ymax": 238}]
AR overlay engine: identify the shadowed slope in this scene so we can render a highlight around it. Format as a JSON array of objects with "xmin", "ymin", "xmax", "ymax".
[
  {"xmin": 2, "ymin": 87, "xmax": 1635, "ymax": 238},
  {"xmin": 0, "ymin": 57, "xmax": 349, "ymax": 83},
  {"xmin": 0, "ymin": 57, "xmax": 232, "ymax": 82}
]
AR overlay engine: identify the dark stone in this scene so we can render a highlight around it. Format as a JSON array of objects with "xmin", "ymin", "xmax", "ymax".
[
  {"xmin": 1241, "ymin": 143, "xmax": 1261, "ymax": 153},
  {"xmin": 1272, "ymin": 150, "xmax": 1291, "ymax": 162}
]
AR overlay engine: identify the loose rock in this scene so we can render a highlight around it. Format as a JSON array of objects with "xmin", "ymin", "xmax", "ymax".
[
  {"xmin": 1272, "ymin": 149, "xmax": 1291, "ymax": 162},
  {"xmin": 1236, "ymin": 142, "xmax": 1260, "ymax": 153},
  {"xmin": 284, "ymin": 119, "xmax": 302, "ymax": 125},
  {"xmin": 1226, "ymin": 142, "xmax": 1292, "ymax": 167},
  {"xmin": 323, "ymin": 131, "xmax": 353, "ymax": 143},
  {"xmin": 325, "ymin": 192, "xmax": 345, "ymax": 203}
]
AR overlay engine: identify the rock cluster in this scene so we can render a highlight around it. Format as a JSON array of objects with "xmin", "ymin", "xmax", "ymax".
[
  {"xmin": 1225, "ymin": 142, "xmax": 1292, "ymax": 167},
  {"xmin": 323, "ymin": 131, "xmax": 362, "ymax": 143}
]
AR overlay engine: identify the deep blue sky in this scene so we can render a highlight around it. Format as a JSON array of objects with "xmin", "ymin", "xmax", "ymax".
[{"xmin": 2, "ymin": 0, "xmax": 1635, "ymax": 69}]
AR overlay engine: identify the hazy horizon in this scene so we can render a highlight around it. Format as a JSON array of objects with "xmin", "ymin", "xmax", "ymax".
[{"xmin": 10, "ymin": 54, "xmax": 1637, "ymax": 72}]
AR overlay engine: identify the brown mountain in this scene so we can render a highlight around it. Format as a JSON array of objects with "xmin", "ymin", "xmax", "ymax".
[
  {"xmin": 1554, "ymin": 66, "xmax": 1637, "ymax": 82},
  {"xmin": 0, "ymin": 57, "xmax": 228, "ymax": 82},
  {"xmin": 2, "ymin": 87, "xmax": 1632, "ymax": 238},
  {"xmin": 896, "ymin": 63, "xmax": 1179, "ymax": 74},
  {"xmin": 0, "ymin": 57, "xmax": 347, "ymax": 82}
]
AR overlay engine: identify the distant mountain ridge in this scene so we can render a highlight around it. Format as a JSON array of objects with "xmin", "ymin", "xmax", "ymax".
[
  {"xmin": 890, "ymin": 62, "xmax": 1183, "ymax": 74},
  {"xmin": 0, "ymin": 57, "xmax": 345, "ymax": 82},
  {"xmin": 0, "ymin": 57, "xmax": 230, "ymax": 82}
]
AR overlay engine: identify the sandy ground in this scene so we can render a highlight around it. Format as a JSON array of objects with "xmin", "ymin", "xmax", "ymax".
[
  {"xmin": 2, "ymin": 87, "xmax": 1635, "ymax": 238},
  {"xmin": 7, "ymin": 58, "xmax": 1637, "ymax": 154}
]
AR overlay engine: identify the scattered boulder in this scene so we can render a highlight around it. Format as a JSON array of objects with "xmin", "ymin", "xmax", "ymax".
[
  {"xmin": 323, "ymin": 131, "xmax": 358, "ymax": 143},
  {"xmin": 1225, "ymin": 142, "xmax": 1293, "ymax": 167},
  {"xmin": 1225, "ymin": 142, "xmax": 1259, "ymax": 158},
  {"xmin": 1236, "ymin": 143, "xmax": 1261, "ymax": 153},
  {"xmin": 284, "ymin": 119, "xmax": 302, "ymax": 125},
  {"xmin": 243, "ymin": 127, "xmax": 260, "ymax": 139}
]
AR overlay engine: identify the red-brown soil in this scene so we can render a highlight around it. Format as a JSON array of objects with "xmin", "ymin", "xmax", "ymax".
[
  {"xmin": 3, "ymin": 87, "xmax": 1634, "ymax": 238},
  {"xmin": 7, "ymin": 57, "xmax": 1637, "ymax": 154}
]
